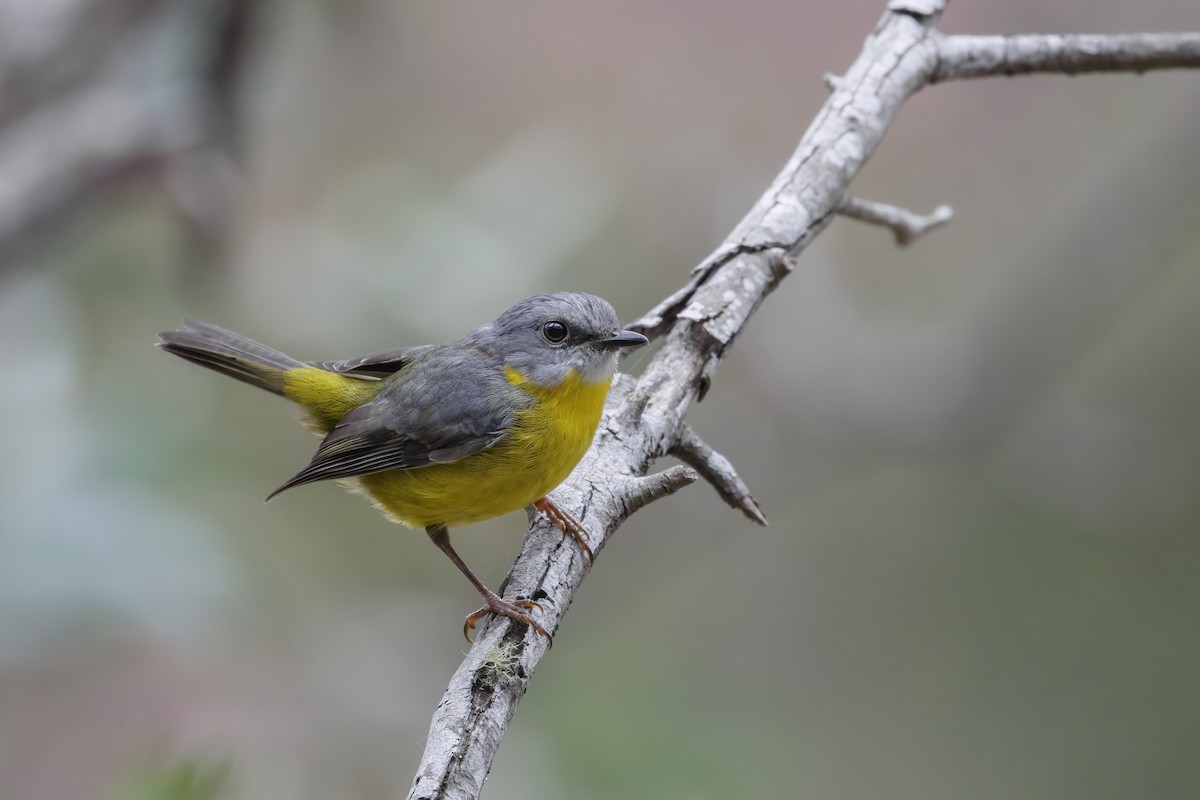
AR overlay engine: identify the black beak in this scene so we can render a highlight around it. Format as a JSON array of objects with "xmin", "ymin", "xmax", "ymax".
[{"xmin": 595, "ymin": 329, "xmax": 649, "ymax": 350}]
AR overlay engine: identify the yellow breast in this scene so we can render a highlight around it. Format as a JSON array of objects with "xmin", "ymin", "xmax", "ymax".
[{"xmin": 355, "ymin": 367, "xmax": 611, "ymax": 529}]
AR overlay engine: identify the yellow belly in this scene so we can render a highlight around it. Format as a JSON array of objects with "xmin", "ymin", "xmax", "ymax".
[{"xmin": 354, "ymin": 368, "xmax": 611, "ymax": 529}]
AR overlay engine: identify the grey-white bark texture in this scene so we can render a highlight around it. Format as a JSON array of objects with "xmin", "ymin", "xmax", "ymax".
[{"xmin": 406, "ymin": 2, "xmax": 1200, "ymax": 798}]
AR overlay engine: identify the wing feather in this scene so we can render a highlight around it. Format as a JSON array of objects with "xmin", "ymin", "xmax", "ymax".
[
  {"xmin": 310, "ymin": 345, "xmax": 435, "ymax": 379},
  {"xmin": 268, "ymin": 347, "xmax": 524, "ymax": 500}
]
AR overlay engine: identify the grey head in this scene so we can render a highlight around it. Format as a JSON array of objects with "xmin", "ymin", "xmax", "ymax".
[{"xmin": 465, "ymin": 292, "xmax": 647, "ymax": 387}]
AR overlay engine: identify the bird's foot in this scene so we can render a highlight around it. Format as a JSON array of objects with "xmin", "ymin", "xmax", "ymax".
[
  {"xmin": 534, "ymin": 496, "xmax": 593, "ymax": 564},
  {"xmin": 464, "ymin": 592, "xmax": 551, "ymax": 646}
]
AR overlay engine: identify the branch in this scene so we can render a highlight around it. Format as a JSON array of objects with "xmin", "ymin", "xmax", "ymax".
[
  {"xmin": 931, "ymin": 32, "xmax": 1200, "ymax": 83},
  {"xmin": 670, "ymin": 424, "xmax": 767, "ymax": 526},
  {"xmin": 408, "ymin": 385, "xmax": 696, "ymax": 800},
  {"xmin": 838, "ymin": 196, "xmax": 953, "ymax": 246},
  {"xmin": 0, "ymin": 0, "xmax": 258, "ymax": 269},
  {"xmin": 0, "ymin": 0, "xmax": 174, "ymax": 133},
  {"xmin": 0, "ymin": 79, "xmax": 200, "ymax": 261},
  {"xmin": 409, "ymin": 1, "xmax": 1200, "ymax": 796}
]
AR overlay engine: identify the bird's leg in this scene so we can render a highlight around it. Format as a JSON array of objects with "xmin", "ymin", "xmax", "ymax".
[
  {"xmin": 425, "ymin": 524, "xmax": 551, "ymax": 645},
  {"xmin": 534, "ymin": 497, "xmax": 593, "ymax": 564}
]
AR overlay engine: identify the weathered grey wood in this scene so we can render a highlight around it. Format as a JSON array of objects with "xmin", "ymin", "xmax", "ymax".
[
  {"xmin": 407, "ymin": 2, "xmax": 1200, "ymax": 797},
  {"xmin": 930, "ymin": 32, "xmax": 1200, "ymax": 82}
]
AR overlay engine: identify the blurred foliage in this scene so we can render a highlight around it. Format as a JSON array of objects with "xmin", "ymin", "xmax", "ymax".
[{"xmin": 109, "ymin": 759, "xmax": 229, "ymax": 800}]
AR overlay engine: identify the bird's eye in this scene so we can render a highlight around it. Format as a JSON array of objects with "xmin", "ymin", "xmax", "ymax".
[{"xmin": 542, "ymin": 320, "xmax": 569, "ymax": 344}]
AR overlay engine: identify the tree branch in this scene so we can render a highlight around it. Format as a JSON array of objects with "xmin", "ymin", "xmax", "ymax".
[
  {"xmin": 931, "ymin": 32, "xmax": 1200, "ymax": 83},
  {"xmin": 0, "ymin": 0, "xmax": 258, "ymax": 269},
  {"xmin": 838, "ymin": 196, "xmax": 954, "ymax": 245},
  {"xmin": 670, "ymin": 424, "xmax": 767, "ymax": 526},
  {"xmin": 409, "ymin": 1, "xmax": 1200, "ymax": 796}
]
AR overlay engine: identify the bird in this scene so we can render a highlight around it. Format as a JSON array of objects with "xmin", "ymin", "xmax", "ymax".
[{"xmin": 157, "ymin": 292, "xmax": 648, "ymax": 643}]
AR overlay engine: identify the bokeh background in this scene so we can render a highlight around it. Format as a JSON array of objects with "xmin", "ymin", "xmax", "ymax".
[{"xmin": 2, "ymin": 1, "xmax": 1198, "ymax": 798}]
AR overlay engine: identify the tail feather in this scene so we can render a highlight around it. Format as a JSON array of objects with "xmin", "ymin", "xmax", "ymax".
[{"xmin": 157, "ymin": 320, "xmax": 303, "ymax": 396}]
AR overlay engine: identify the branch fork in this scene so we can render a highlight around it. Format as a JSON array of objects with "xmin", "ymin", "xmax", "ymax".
[{"xmin": 401, "ymin": 0, "xmax": 1200, "ymax": 795}]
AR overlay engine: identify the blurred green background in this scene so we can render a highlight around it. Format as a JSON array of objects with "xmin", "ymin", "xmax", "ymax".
[{"xmin": 2, "ymin": 1, "xmax": 1198, "ymax": 798}]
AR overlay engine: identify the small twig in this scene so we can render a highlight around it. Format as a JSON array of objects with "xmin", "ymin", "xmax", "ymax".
[
  {"xmin": 888, "ymin": 0, "xmax": 943, "ymax": 15},
  {"xmin": 670, "ymin": 424, "xmax": 767, "ymax": 526},
  {"xmin": 626, "ymin": 268, "xmax": 709, "ymax": 340},
  {"xmin": 619, "ymin": 465, "xmax": 699, "ymax": 519},
  {"xmin": 838, "ymin": 197, "xmax": 954, "ymax": 245}
]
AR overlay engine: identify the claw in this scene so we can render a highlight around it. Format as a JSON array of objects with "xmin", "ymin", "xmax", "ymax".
[
  {"xmin": 534, "ymin": 497, "xmax": 594, "ymax": 564},
  {"xmin": 464, "ymin": 596, "xmax": 552, "ymax": 647}
]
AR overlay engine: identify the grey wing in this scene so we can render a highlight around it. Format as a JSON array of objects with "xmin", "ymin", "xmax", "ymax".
[
  {"xmin": 267, "ymin": 351, "xmax": 524, "ymax": 499},
  {"xmin": 310, "ymin": 344, "xmax": 436, "ymax": 380}
]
